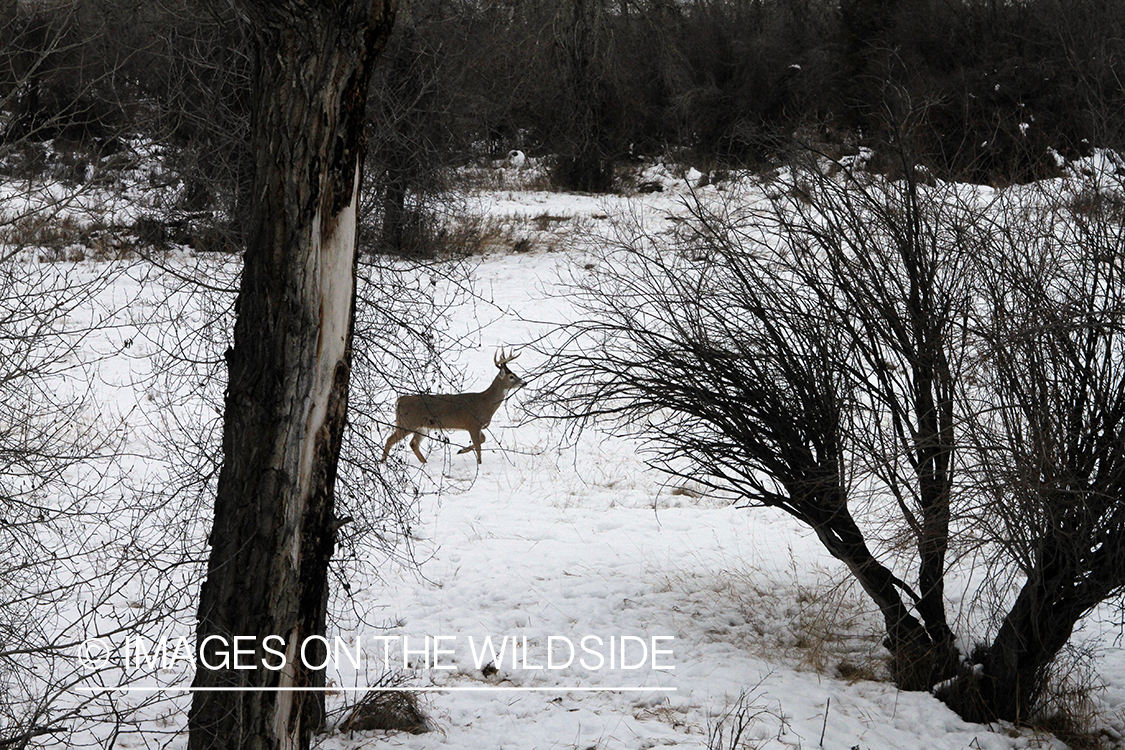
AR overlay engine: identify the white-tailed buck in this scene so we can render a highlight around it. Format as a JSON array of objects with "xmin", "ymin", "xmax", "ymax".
[{"xmin": 381, "ymin": 349, "xmax": 525, "ymax": 464}]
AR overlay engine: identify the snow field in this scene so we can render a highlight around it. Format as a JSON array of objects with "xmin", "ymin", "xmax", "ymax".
[{"xmin": 15, "ymin": 154, "xmax": 1125, "ymax": 748}]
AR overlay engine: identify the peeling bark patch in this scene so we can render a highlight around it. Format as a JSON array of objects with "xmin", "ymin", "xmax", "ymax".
[
  {"xmin": 271, "ymin": 636, "xmax": 301, "ymax": 748},
  {"xmin": 295, "ymin": 161, "xmax": 359, "ymax": 546}
]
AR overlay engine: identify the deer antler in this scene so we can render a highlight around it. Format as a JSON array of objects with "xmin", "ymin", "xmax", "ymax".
[{"xmin": 495, "ymin": 348, "xmax": 520, "ymax": 367}]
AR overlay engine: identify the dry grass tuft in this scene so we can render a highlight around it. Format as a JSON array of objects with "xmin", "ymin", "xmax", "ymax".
[
  {"xmin": 1068, "ymin": 187, "xmax": 1125, "ymax": 221},
  {"xmin": 365, "ymin": 208, "xmax": 528, "ymax": 258},
  {"xmin": 663, "ymin": 562, "xmax": 887, "ymax": 682},
  {"xmin": 4, "ymin": 214, "xmax": 87, "ymax": 250},
  {"xmin": 452, "ymin": 161, "xmax": 554, "ymax": 192},
  {"xmin": 1029, "ymin": 645, "xmax": 1111, "ymax": 750},
  {"xmin": 338, "ymin": 674, "xmax": 432, "ymax": 735},
  {"xmin": 3, "ymin": 214, "xmax": 140, "ymax": 261}
]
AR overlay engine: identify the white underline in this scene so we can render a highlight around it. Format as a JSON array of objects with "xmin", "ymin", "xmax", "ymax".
[{"xmin": 75, "ymin": 686, "xmax": 676, "ymax": 693}]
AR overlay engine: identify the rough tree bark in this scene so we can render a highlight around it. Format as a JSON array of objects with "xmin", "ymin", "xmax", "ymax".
[{"xmin": 188, "ymin": 2, "xmax": 395, "ymax": 749}]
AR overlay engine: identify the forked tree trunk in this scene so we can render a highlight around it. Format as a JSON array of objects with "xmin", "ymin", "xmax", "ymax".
[
  {"xmin": 188, "ymin": 4, "xmax": 395, "ymax": 750},
  {"xmin": 802, "ymin": 496, "xmax": 938, "ymax": 690}
]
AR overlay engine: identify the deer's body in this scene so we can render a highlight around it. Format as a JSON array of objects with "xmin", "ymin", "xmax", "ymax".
[{"xmin": 381, "ymin": 350, "xmax": 524, "ymax": 464}]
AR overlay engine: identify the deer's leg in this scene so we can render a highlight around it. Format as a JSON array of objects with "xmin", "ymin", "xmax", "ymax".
[
  {"xmin": 469, "ymin": 428, "xmax": 484, "ymax": 464},
  {"xmin": 457, "ymin": 433, "xmax": 484, "ymax": 456},
  {"xmin": 381, "ymin": 427, "xmax": 408, "ymax": 462},
  {"xmin": 409, "ymin": 430, "xmax": 428, "ymax": 463}
]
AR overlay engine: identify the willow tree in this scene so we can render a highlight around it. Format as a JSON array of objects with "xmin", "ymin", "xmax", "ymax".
[
  {"xmin": 188, "ymin": 2, "xmax": 396, "ymax": 749},
  {"xmin": 540, "ymin": 152, "xmax": 1125, "ymax": 723}
]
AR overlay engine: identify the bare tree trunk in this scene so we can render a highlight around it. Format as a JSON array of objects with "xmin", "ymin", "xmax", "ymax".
[
  {"xmin": 188, "ymin": 3, "xmax": 395, "ymax": 750},
  {"xmin": 969, "ymin": 567, "xmax": 1098, "ymax": 721},
  {"xmin": 802, "ymin": 498, "xmax": 937, "ymax": 690},
  {"xmin": 900, "ymin": 170, "xmax": 959, "ymax": 684},
  {"xmin": 381, "ymin": 176, "xmax": 408, "ymax": 253},
  {"xmin": 804, "ymin": 161, "xmax": 964, "ymax": 687},
  {"xmin": 939, "ymin": 223, "xmax": 1125, "ymax": 721}
]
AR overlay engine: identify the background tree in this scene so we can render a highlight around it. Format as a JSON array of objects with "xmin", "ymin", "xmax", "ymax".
[
  {"xmin": 364, "ymin": 0, "xmax": 481, "ymax": 256},
  {"xmin": 187, "ymin": 2, "xmax": 397, "ymax": 749},
  {"xmin": 370, "ymin": 22, "xmax": 440, "ymax": 255},
  {"xmin": 139, "ymin": 1, "xmax": 253, "ymax": 251},
  {"xmin": 549, "ymin": 0, "xmax": 614, "ymax": 191}
]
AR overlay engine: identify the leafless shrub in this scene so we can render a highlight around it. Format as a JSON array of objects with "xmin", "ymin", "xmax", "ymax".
[
  {"xmin": 707, "ymin": 684, "xmax": 786, "ymax": 750},
  {"xmin": 537, "ymin": 141, "xmax": 1125, "ymax": 725},
  {"xmin": 0, "ymin": 253, "xmax": 187, "ymax": 745}
]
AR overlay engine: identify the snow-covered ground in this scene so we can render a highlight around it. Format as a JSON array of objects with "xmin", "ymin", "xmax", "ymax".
[
  {"xmin": 329, "ymin": 239, "xmax": 1093, "ymax": 750},
  {"xmin": 8, "ymin": 155, "xmax": 1125, "ymax": 749}
]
